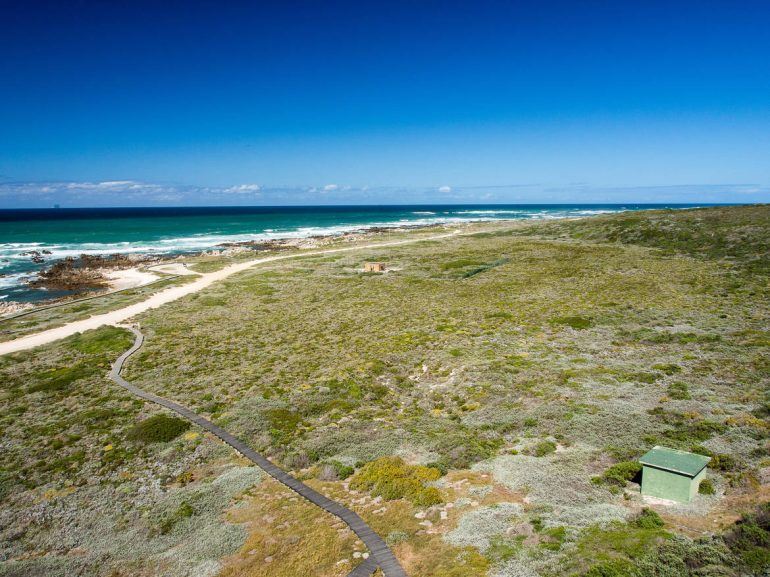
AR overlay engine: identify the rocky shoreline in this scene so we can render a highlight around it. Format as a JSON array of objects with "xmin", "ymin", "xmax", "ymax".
[
  {"xmin": 3, "ymin": 222, "xmax": 450, "ymax": 310},
  {"xmin": 28, "ymin": 254, "xmax": 159, "ymax": 291},
  {"xmin": 0, "ymin": 300, "xmax": 33, "ymax": 316}
]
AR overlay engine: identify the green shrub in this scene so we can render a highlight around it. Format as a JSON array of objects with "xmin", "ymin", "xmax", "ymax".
[
  {"xmin": 440, "ymin": 258, "xmax": 479, "ymax": 271},
  {"xmin": 552, "ymin": 315, "xmax": 593, "ymax": 330},
  {"xmin": 698, "ymin": 479, "xmax": 715, "ymax": 495},
  {"xmin": 594, "ymin": 461, "xmax": 642, "ymax": 487},
  {"xmin": 693, "ymin": 448, "xmax": 739, "ymax": 472},
  {"xmin": 633, "ymin": 372, "xmax": 659, "ymax": 384},
  {"xmin": 652, "ymin": 363, "xmax": 682, "ymax": 375},
  {"xmin": 634, "ymin": 508, "xmax": 664, "ymax": 529},
  {"xmin": 649, "ymin": 409, "xmax": 726, "ymax": 446},
  {"xmin": 156, "ymin": 500, "xmax": 196, "ymax": 535},
  {"xmin": 540, "ymin": 526, "xmax": 567, "ymax": 551},
  {"xmin": 349, "ymin": 456, "xmax": 442, "ymax": 506},
  {"xmin": 584, "ymin": 560, "xmax": 635, "ymax": 576},
  {"xmin": 101, "ymin": 446, "xmax": 134, "ymax": 469},
  {"xmin": 485, "ymin": 311, "xmax": 513, "ymax": 320},
  {"xmin": 710, "ymin": 453, "xmax": 737, "ymax": 471},
  {"xmin": 432, "ymin": 432, "xmax": 502, "ymax": 469},
  {"xmin": 321, "ymin": 460, "xmax": 354, "ymax": 480},
  {"xmin": 425, "ymin": 460, "xmax": 449, "ymax": 475},
  {"xmin": 532, "ymin": 440, "xmax": 557, "ymax": 457},
  {"xmin": 723, "ymin": 502, "xmax": 770, "ymax": 573},
  {"xmin": 264, "ymin": 408, "xmax": 303, "ymax": 443},
  {"xmin": 199, "ymin": 296, "xmax": 227, "ymax": 306},
  {"xmin": 605, "ymin": 446, "xmax": 643, "ymax": 463},
  {"xmin": 461, "ymin": 257, "xmax": 510, "ymax": 278},
  {"xmin": 486, "ymin": 535, "xmax": 522, "ymax": 562},
  {"xmin": 626, "ymin": 503, "xmax": 770, "ymax": 574},
  {"xmin": 667, "ymin": 382, "xmax": 691, "ymax": 400},
  {"xmin": 29, "ymin": 362, "xmax": 98, "ymax": 393},
  {"xmin": 127, "ymin": 414, "xmax": 190, "ymax": 444},
  {"xmin": 632, "ymin": 329, "xmax": 722, "ymax": 345}
]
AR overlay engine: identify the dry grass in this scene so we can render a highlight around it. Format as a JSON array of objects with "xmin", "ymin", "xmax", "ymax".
[{"xmin": 219, "ymin": 478, "xmax": 359, "ymax": 577}]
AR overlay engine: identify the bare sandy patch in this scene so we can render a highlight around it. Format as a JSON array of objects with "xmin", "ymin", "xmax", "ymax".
[{"xmin": 105, "ymin": 267, "xmax": 161, "ymax": 290}]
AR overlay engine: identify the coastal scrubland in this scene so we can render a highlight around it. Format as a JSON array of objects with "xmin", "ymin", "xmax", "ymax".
[
  {"xmin": 0, "ymin": 328, "xmax": 269, "ymax": 577},
  {"xmin": 1, "ymin": 205, "xmax": 768, "ymax": 576}
]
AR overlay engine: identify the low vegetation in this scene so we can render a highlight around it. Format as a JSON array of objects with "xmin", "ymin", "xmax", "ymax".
[
  {"xmin": 349, "ymin": 456, "xmax": 443, "ymax": 506},
  {"xmin": 1, "ymin": 205, "xmax": 768, "ymax": 576},
  {"xmin": 593, "ymin": 461, "xmax": 643, "ymax": 489},
  {"xmin": 579, "ymin": 502, "xmax": 770, "ymax": 576},
  {"xmin": 520, "ymin": 204, "xmax": 770, "ymax": 274},
  {"xmin": 0, "ymin": 327, "xmax": 261, "ymax": 576},
  {"xmin": 127, "ymin": 413, "xmax": 190, "ymax": 443}
]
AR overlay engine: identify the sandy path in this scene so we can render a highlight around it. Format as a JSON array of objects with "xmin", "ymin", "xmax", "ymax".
[
  {"xmin": 0, "ymin": 232, "xmax": 455, "ymax": 356},
  {"xmin": 145, "ymin": 262, "xmax": 198, "ymax": 276}
]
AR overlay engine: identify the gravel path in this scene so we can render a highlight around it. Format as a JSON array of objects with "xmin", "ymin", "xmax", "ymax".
[{"xmin": 110, "ymin": 325, "xmax": 408, "ymax": 577}]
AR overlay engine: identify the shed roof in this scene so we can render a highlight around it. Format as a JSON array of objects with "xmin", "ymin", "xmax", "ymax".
[{"xmin": 639, "ymin": 446, "xmax": 710, "ymax": 477}]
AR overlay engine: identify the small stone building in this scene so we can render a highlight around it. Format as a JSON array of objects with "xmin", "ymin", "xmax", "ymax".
[
  {"xmin": 639, "ymin": 446, "xmax": 710, "ymax": 503},
  {"xmin": 363, "ymin": 262, "xmax": 386, "ymax": 273}
]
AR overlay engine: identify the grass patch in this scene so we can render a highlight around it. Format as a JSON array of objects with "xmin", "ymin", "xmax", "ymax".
[
  {"xmin": 461, "ymin": 257, "xmax": 510, "ymax": 278},
  {"xmin": 571, "ymin": 519, "xmax": 670, "ymax": 575},
  {"xmin": 127, "ymin": 414, "xmax": 190, "ymax": 444},
  {"xmin": 552, "ymin": 315, "xmax": 593, "ymax": 330},
  {"xmin": 531, "ymin": 440, "xmax": 557, "ymax": 457},
  {"xmin": 28, "ymin": 362, "xmax": 100, "ymax": 393},
  {"xmin": 667, "ymin": 381, "xmax": 691, "ymax": 400}
]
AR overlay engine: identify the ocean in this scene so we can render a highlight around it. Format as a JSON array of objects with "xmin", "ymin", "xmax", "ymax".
[{"xmin": 0, "ymin": 204, "xmax": 704, "ymax": 302}]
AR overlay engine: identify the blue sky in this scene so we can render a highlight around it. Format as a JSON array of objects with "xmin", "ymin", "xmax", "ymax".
[{"xmin": 1, "ymin": 0, "xmax": 769, "ymax": 207}]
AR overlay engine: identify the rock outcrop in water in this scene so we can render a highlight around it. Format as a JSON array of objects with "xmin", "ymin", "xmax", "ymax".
[{"xmin": 28, "ymin": 254, "xmax": 143, "ymax": 291}]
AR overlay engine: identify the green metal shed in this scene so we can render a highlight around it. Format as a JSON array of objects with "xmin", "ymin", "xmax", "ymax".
[{"xmin": 639, "ymin": 446, "xmax": 710, "ymax": 503}]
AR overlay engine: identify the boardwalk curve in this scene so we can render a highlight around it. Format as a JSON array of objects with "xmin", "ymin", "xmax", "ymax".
[{"xmin": 110, "ymin": 325, "xmax": 407, "ymax": 577}]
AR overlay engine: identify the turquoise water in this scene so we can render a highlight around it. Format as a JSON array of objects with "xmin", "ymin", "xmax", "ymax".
[{"xmin": 0, "ymin": 204, "xmax": 703, "ymax": 302}]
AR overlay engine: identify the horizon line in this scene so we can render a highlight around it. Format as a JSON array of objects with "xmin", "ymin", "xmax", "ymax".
[{"xmin": 0, "ymin": 201, "xmax": 756, "ymax": 212}]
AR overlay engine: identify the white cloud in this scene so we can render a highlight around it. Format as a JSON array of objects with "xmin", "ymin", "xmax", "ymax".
[
  {"xmin": 64, "ymin": 180, "xmax": 145, "ymax": 190},
  {"xmin": 1, "ymin": 180, "xmax": 768, "ymax": 207},
  {"xmin": 99, "ymin": 180, "xmax": 137, "ymax": 187},
  {"xmin": 224, "ymin": 184, "xmax": 261, "ymax": 194}
]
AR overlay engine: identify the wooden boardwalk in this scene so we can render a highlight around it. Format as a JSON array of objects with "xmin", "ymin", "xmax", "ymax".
[{"xmin": 110, "ymin": 325, "xmax": 407, "ymax": 577}]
